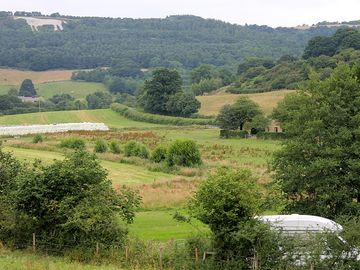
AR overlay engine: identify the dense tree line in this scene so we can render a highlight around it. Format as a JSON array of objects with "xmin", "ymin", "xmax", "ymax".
[
  {"xmin": 0, "ymin": 14, "xmax": 336, "ymax": 71},
  {"xmin": 303, "ymin": 28, "xmax": 360, "ymax": 59}
]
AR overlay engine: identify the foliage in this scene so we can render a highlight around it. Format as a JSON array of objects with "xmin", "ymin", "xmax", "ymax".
[
  {"xmin": 19, "ymin": 79, "xmax": 37, "ymax": 97},
  {"xmin": 166, "ymin": 139, "xmax": 201, "ymax": 167},
  {"xmin": 191, "ymin": 78, "xmax": 223, "ymax": 95},
  {"xmin": 150, "ymin": 145, "xmax": 168, "ymax": 163},
  {"xmin": 165, "ymin": 91, "xmax": 201, "ymax": 117},
  {"xmin": 0, "ymin": 150, "xmax": 141, "ymax": 251},
  {"xmin": 138, "ymin": 68, "xmax": 191, "ymax": 116},
  {"xmin": 256, "ymin": 132, "xmax": 287, "ymax": 140},
  {"xmin": 32, "ymin": 134, "xmax": 43, "ymax": 143},
  {"xmin": 303, "ymin": 28, "xmax": 360, "ymax": 59},
  {"xmin": 124, "ymin": 140, "xmax": 150, "ymax": 159},
  {"xmin": 219, "ymin": 129, "xmax": 248, "ymax": 139},
  {"xmin": 109, "ymin": 140, "xmax": 121, "ymax": 154},
  {"xmin": 272, "ymin": 65, "xmax": 360, "ymax": 219},
  {"xmin": 237, "ymin": 57, "xmax": 275, "ymax": 75},
  {"xmin": 86, "ymin": 91, "xmax": 112, "ymax": 109},
  {"xmin": 94, "ymin": 139, "xmax": 108, "ymax": 153},
  {"xmin": 60, "ymin": 137, "xmax": 86, "ymax": 150},
  {"xmin": 48, "ymin": 94, "xmax": 78, "ymax": 111},
  {"xmin": 217, "ymin": 96, "xmax": 262, "ymax": 130},
  {"xmin": 111, "ymin": 103, "xmax": 215, "ymax": 126},
  {"xmin": 0, "ymin": 15, "xmax": 336, "ymax": 71},
  {"xmin": 188, "ymin": 168, "xmax": 280, "ymax": 264}
]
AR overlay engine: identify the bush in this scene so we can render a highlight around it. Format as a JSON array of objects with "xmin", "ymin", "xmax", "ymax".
[
  {"xmin": 94, "ymin": 139, "xmax": 108, "ymax": 153},
  {"xmin": 60, "ymin": 137, "xmax": 86, "ymax": 150},
  {"xmin": 219, "ymin": 130, "xmax": 248, "ymax": 139},
  {"xmin": 166, "ymin": 140, "xmax": 202, "ymax": 167},
  {"xmin": 150, "ymin": 145, "xmax": 168, "ymax": 163},
  {"xmin": 111, "ymin": 103, "xmax": 215, "ymax": 126},
  {"xmin": 109, "ymin": 140, "xmax": 121, "ymax": 154},
  {"xmin": 32, "ymin": 134, "xmax": 43, "ymax": 143},
  {"xmin": 124, "ymin": 141, "xmax": 150, "ymax": 159},
  {"xmin": 256, "ymin": 131, "xmax": 287, "ymax": 140}
]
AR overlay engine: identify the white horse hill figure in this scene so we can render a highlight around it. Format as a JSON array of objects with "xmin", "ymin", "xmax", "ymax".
[{"xmin": 14, "ymin": 17, "xmax": 66, "ymax": 32}]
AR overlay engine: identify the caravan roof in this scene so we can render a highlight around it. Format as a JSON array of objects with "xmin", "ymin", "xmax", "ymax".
[{"xmin": 257, "ymin": 214, "xmax": 343, "ymax": 235}]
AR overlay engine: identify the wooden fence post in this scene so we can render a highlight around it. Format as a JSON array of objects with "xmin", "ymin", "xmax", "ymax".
[
  {"xmin": 125, "ymin": 245, "xmax": 129, "ymax": 261},
  {"xmin": 96, "ymin": 242, "xmax": 99, "ymax": 256},
  {"xmin": 32, "ymin": 233, "xmax": 36, "ymax": 252},
  {"xmin": 159, "ymin": 246, "xmax": 163, "ymax": 270},
  {"xmin": 195, "ymin": 248, "xmax": 199, "ymax": 264},
  {"xmin": 310, "ymin": 263, "xmax": 314, "ymax": 270}
]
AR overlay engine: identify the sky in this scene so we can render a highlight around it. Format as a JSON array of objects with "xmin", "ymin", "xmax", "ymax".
[{"xmin": 2, "ymin": 0, "xmax": 360, "ymax": 27}]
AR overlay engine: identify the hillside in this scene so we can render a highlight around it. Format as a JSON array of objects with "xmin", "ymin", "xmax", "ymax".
[
  {"xmin": 0, "ymin": 14, "xmax": 337, "ymax": 71},
  {"xmin": 197, "ymin": 89, "xmax": 292, "ymax": 116},
  {"xmin": 0, "ymin": 109, "xmax": 162, "ymax": 128}
]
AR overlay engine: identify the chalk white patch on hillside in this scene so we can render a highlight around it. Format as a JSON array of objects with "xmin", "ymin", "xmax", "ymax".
[
  {"xmin": 0, "ymin": 123, "xmax": 109, "ymax": 136},
  {"xmin": 14, "ymin": 17, "xmax": 66, "ymax": 31}
]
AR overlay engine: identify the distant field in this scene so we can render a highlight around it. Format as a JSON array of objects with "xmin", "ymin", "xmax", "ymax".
[
  {"xmin": 197, "ymin": 89, "xmax": 293, "ymax": 116},
  {"xmin": 0, "ymin": 81, "xmax": 107, "ymax": 99},
  {"xmin": 36, "ymin": 81, "xmax": 107, "ymax": 99},
  {"xmin": 0, "ymin": 68, "xmax": 76, "ymax": 85},
  {"xmin": 130, "ymin": 210, "xmax": 208, "ymax": 240},
  {"xmin": 5, "ymin": 147, "xmax": 173, "ymax": 186},
  {"xmin": 0, "ymin": 109, "xmax": 162, "ymax": 129}
]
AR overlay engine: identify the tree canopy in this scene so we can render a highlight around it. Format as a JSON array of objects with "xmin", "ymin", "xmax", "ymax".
[
  {"xmin": 272, "ymin": 64, "xmax": 360, "ymax": 219},
  {"xmin": 138, "ymin": 68, "xmax": 200, "ymax": 116},
  {"xmin": 19, "ymin": 79, "xmax": 37, "ymax": 97},
  {"xmin": 217, "ymin": 97, "xmax": 263, "ymax": 130},
  {"xmin": 0, "ymin": 149, "xmax": 141, "ymax": 250}
]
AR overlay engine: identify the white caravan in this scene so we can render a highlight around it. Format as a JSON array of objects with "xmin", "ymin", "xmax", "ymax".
[{"xmin": 257, "ymin": 214, "xmax": 343, "ymax": 236}]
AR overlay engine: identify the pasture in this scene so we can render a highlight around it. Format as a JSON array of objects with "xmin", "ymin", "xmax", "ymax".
[
  {"xmin": 0, "ymin": 109, "xmax": 162, "ymax": 128},
  {"xmin": 197, "ymin": 89, "xmax": 293, "ymax": 116},
  {"xmin": 0, "ymin": 80, "xmax": 107, "ymax": 99},
  {"xmin": 0, "ymin": 68, "xmax": 75, "ymax": 85}
]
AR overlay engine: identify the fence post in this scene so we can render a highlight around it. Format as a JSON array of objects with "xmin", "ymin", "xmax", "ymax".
[
  {"xmin": 195, "ymin": 248, "xmax": 199, "ymax": 264},
  {"xmin": 125, "ymin": 245, "xmax": 129, "ymax": 261},
  {"xmin": 159, "ymin": 246, "xmax": 163, "ymax": 270},
  {"xmin": 32, "ymin": 233, "xmax": 36, "ymax": 252},
  {"xmin": 310, "ymin": 263, "xmax": 314, "ymax": 270},
  {"xmin": 96, "ymin": 242, "xmax": 99, "ymax": 256}
]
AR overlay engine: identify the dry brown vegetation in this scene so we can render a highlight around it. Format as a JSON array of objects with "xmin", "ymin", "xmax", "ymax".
[
  {"xmin": 0, "ymin": 68, "xmax": 79, "ymax": 85},
  {"xmin": 197, "ymin": 89, "xmax": 293, "ymax": 116}
]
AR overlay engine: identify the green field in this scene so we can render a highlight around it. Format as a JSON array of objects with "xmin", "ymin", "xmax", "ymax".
[
  {"xmin": 0, "ymin": 81, "xmax": 107, "ymax": 99},
  {"xmin": 129, "ymin": 210, "xmax": 208, "ymax": 240},
  {"xmin": 0, "ymin": 109, "xmax": 162, "ymax": 129},
  {"xmin": 4, "ymin": 147, "xmax": 175, "ymax": 186},
  {"xmin": 0, "ymin": 251, "xmax": 123, "ymax": 270}
]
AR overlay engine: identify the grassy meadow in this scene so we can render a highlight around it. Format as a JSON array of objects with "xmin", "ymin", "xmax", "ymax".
[
  {"xmin": 0, "ymin": 109, "xmax": 163, "ymax": 128},
  {"xmin": 197, "ymin": 89, "xmax": 292, "ymax": 116},
  {"xmin": 0, "ymin": 68, "xmax": 75, "ymax": 85},
  {"xmin": 0, "ymin": 81, "xmax": 107, "ymax": 99}
]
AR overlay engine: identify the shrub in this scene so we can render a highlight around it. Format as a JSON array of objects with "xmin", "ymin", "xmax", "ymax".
[
  {"xmin": 256, "ymin": 131, "xmax": 287, "ymax": 140},
  {"xmin": 219, "ymin": 130, "xmax": 248, "ymax": 139},
  {"xmin": 124, "ymin": 141, "xmax": 150, "ymax": 159},
  {"xmin": 150, "ymin": 145, "xmax": 168, "ymax": 163},
  {"xmin": 109, "ymin": 140, "xmax": 121, "ymax": 154},
  {"xmin": 94, "ymin": 139, "xmax": 108, "ymax": 153},
  {"xmin": 32, "ymin": 134, "xmax": 43, "ymax": 143},
  {"xmin": 166, "ymin": 140, "xmax": 202, "ymax": 167},
  {"xmin": 60, "ymin": 137, "xmax": 86, "ymax": 150},
  {"xmin": 111, "ymin": 103, "xmax": 215, "ymax": 126}
]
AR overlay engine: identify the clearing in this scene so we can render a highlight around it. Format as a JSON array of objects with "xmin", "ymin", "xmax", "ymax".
[
  {"xmin": 0, "ymin": 68, "xmax": 76, "ymax": 85},
  {"xmin": 197, "ymin": 89, "xmax": 293, "ymax": 116},
  {"xmin": 0, "ymin": 109, "xmax": 162, "ymax": 129}
]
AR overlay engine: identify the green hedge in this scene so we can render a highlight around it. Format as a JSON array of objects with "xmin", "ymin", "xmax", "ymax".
[
  {"xmin": 220, "ymin": 130, "xmax": 248, "ymax": 139},
  {"xmin": 256, "ymin": 132, "xmax": 287, "ymax": 140},
  {"xmin": 111, "ymin": 103, "xmax": 215, "ymax": 126},
  {"xmin": 226, "ymin": 87, "xmax": 274, "ymax": 94}
]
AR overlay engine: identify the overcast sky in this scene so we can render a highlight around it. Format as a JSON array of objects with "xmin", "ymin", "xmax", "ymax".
[{"xmin": 2, "ymin": 0, "xmax": 360, "ymax": 27}]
